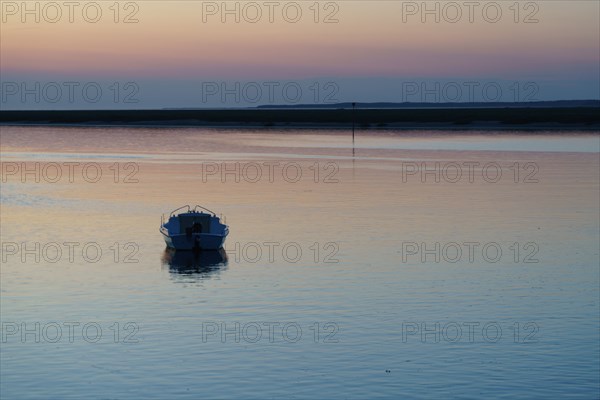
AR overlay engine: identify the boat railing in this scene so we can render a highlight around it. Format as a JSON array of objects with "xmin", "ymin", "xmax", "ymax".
[
  {"xmin": 162, "ymin": 205, "xmax": 227, "ymax": 226},
  {"xmin": 192, "ymin": 205, "xmax": 217, "ymax": 216},
  {"xmin": 169, "ymin": 205, "xmax": 191, "ymax": 217}
]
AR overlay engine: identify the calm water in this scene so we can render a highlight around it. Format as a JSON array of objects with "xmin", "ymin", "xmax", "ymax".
[{"xmin": 1, "ymin": 127, "xmax": 599, "ymax": 399}]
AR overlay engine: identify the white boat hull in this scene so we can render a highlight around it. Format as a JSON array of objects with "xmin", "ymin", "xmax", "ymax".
[{"xmin": 161, "ymin": 228, "xmax": 227, "ymax": 250}]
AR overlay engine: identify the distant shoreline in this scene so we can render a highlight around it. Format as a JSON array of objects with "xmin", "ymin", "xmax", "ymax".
[{"xmin": 1, "ymin": 107, "xmax": 599, "ymax": 131}]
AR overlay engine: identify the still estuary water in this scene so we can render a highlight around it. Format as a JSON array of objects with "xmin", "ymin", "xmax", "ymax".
[{"xmin": 1, "ymin": 127, "xmax": 599, "ymax": 399}]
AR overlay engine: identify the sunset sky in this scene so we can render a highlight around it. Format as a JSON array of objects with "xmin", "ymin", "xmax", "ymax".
[{"xmin": 1, "ymin": 1, "xmax": 599, "ymax": 108}]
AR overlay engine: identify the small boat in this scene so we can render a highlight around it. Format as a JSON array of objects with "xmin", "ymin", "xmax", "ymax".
[{"xmin": 160, "ymin": 205, "xmax": 229, "ymax": 250}]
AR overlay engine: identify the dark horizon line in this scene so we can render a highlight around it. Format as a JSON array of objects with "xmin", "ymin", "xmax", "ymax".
[
  {"xmin": 170, "ymin": 99, "xmax": 599, "ymax": 111},
  {"xmin": 2, "ymin": 106, "xmax": 600, "ymax": 130}
]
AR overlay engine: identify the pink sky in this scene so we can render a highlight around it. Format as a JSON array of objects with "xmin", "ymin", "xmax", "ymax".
[{"xmin": 1, "ymin": 1, "xmax": 598, "ymax": 106}]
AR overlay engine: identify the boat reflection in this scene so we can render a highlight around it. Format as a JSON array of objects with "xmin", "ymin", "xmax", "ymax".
[{"xmin": 161, "ymin": 248, "xmax": 228, "ymax": 279}]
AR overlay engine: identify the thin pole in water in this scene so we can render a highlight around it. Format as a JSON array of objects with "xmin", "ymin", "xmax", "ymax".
[{"xmin": 351, "ymin": 102, "xmax": 356, "ymax": 144}]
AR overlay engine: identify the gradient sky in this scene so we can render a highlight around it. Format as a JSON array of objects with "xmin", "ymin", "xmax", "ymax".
[{"xmin": 1, "ymin": 1, "xmax": 599, "ymax": 108}]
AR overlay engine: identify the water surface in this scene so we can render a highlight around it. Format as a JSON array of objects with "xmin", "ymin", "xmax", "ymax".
[{"xmin": 1, "ymin": 127, "xmax": 599, "ymax": 399}]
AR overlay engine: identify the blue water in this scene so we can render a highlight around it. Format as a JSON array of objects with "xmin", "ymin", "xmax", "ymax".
[{"xmin": 1, "ymin": 127, "xmax": 599, "ymax": 399}]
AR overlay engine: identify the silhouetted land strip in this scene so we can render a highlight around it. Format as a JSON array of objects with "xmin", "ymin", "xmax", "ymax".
[
  {"xmin": 1, "ymin": 107, "xmax": 599, "ymax": 129},
  {"xmin": 257, "ymin": 100, "xmax": 600, "ymax": 109}
]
